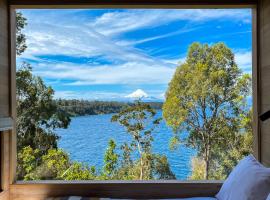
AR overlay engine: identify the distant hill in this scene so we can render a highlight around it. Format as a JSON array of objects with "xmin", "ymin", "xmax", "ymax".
[{"xmin": 55, "ymin": 99, "xmax": 163, "ymax": 117}]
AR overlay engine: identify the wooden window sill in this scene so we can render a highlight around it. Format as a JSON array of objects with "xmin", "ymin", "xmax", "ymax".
[{"xmin": 10, "ymin": 180, "xmax": 223, "ymax": 199}]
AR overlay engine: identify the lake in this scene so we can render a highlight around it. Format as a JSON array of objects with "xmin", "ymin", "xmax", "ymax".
[{"xmin": 55, "ymin": 110, "xmax": 196, "ymax": 179}]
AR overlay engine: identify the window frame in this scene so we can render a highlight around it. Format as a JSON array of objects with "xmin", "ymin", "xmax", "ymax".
[{"xmin": 6, "ymin": 1, "xmax": 259, "ymax": 198}]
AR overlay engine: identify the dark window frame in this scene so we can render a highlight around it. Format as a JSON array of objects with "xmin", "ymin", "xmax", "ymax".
[{"xmin": 7, "ymin": 1, "xmax": 259, "ymax": 198}]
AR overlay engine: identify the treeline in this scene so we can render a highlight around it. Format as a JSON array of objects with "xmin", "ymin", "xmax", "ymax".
[{"xmin": 55, "ymin": 99, "xmax": 163, "ymax": 116}]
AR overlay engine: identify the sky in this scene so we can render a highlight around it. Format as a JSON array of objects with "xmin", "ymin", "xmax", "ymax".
[{"xmin": 17, "ymin": 9, "xmax": 252, "ymax": 101}]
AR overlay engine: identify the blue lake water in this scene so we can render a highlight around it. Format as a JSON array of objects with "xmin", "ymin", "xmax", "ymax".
[{"xmin": 55, "ymin": 110, "xmax": 196, "ymax": 179}]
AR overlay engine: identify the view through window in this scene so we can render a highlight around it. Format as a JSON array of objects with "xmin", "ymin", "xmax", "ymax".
[{"xmin": 16, "ymin": 9, "xmax": 252, "ymax": 181}]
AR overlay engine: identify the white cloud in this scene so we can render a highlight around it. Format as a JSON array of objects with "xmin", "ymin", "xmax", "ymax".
[
  {"xmin": 234, "ymin": 51, "xmax": 252, "ymax": 73},
  {"xmin": 19, "ymin": 9, "xmax": 251, "ymax": 62},
  {"xmin": 91, "ymin": 9, "xmax": 251, "ymax": 36},
  {"xmin": 33, "ymin": 60, "xmax": 176, "ymax": 85},
  {"xmin": 54, "ymin": 90, "xmax": 128, "ymax": 100},
  {"xmin": 117, "ymin": 26, "xmax": 200, "ymax": 46},
  {"xmin": 20, "ymin": 21, "xmax": 175, "ymax": 70}
]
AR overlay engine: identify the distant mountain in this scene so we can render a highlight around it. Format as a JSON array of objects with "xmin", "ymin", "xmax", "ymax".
[
  {"xmin": 124, "ymin": 89, "xmax": 163, "ymax": 102},
  {"xmin": 125, "ymin": 89, "xmax": 148, "ymax": 99}
]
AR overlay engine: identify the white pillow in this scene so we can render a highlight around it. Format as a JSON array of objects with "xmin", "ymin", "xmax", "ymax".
[
  {"xmin": 267, "ymin": 194, "xmax": 270, "ymax": 200},
  {"xmin": 216, "ymin": 155, "xmax": 270, "ymax": 200}
]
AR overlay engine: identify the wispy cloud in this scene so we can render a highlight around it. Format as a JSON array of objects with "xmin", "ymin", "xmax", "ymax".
[
  {"xmin": 20, "ymin": 21, "xmax": 174, "ymax": 69},
  {"xmin": 19, "ymin": 9, "xmax": 251, "ymax": 60},
  {"xmin": 18, "ymin": 9, "xmax": 252, "ymax": 100},
  {"xmin": 54, "ymin": 90, "xmax": 128, "ymax": 100},
  {"xmin": 33, "ymin": 61, "xmax": 176, "ymax": 85},
  {"xmin": 91, "ymin": 9, "xmax": 251, "ymax": 36},
  {"xmin": 116, "ymin": 26, "xmax": 201, "ymax": 46}
]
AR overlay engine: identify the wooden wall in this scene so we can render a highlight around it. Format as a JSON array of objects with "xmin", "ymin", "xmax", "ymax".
[
  {"xmin": 259, "ymin": 0, "xmax": 270, "ymax": 166},
  {"xmin": 0, "ymin": 0, "xmax": 11, "ymax": 200},
  {"xmin": 0, "ymin": 132, "xmax": 11, "ymax": 200},
  {"xmin": 0, "ymin": 0, "xmax": 9, "ymax": 119}
]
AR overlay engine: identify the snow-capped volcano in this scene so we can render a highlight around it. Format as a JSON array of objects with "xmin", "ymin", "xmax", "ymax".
[
  {"xmin": 124, "ymin": 89, "xmax": 162, "ymax": 102},
  {"xmin": 125, "ymin": 89, "xmax": 148, "ymax": 99}
]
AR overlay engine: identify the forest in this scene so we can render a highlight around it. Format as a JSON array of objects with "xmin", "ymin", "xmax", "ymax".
[
  {"xmin": 55, "ymin": 99, "xmax": 163, "ymax": 116},
  {"xmin": 16, "ymin": 11, "xmax": 253, "ymax": 181}
]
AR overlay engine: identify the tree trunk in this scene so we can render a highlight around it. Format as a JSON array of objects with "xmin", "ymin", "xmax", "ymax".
[
  {"xmin": 204, "ymin": 144, "xmax": 210, "ymax": 180},
  {"xmin": 205, "ymin": 156, "xmax": 209, "ymax": 180},
  {"xmin": 137, "ymin": 142, "xmax": 143, "ymax": 180},
  {"xmin": 140, "ymin": 157, "xmax": 143, "ymax": 180}
]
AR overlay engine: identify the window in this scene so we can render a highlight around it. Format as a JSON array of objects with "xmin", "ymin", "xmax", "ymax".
[{"xmin": 15, "ymin": 8, "xmax": 253, "ymax": 182}]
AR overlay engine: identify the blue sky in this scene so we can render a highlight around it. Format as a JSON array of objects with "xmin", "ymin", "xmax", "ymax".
[{"xmin": 17, "ymin": 9, "xmax": 252, "ymax": 101}]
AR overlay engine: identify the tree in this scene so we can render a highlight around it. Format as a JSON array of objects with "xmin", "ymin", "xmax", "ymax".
[
  {"xmin": 62, "ymin": 163, "xmax": 97, "ymax": 180},
  {"xmin": 34, "ymin": 148, "xmax": 71, "ymax": 180},
  {"xmin": 16, "ymin": 12, "xmax": 27, "ymax": 55},
  {"xmin": 211, "ymin": 110, "xmax": 253, "ymax": 180},
  {"xmin": 16, "ymin": 63, "xmax": 71, "ymax": 153},
  {"xmin": 17, "ymin": 146, "xmax": 40, "ymax": 180},
  {"xmin": 103, "ymin": 139, "xmax": 119, "ymax": 178},
  {"xmin": 111, "ymin": 101, "xmax": 162, "ymax": 180},
  {"xmin": 110, "ymin": 101, "xmax": 175, "ymax": 180},
  {"xmin": 17, "ymin": 146, "xmax": 98, "ymax": 180},
  {"xmin": 16, "ymin": 11, "xmax": 70, "ymax": 154},
  {"xmin": 163, "ymin": 42, "xmax": 251, "ymax": 179},
  {"xmin": 152, "ymin": 155, "xmax": 176, "ymax": 180},
  {"xmin": 189, "ymin": 157, "xmax": 206, "ymax": 180},
  {"xmin": 16, "ymin": 12, "xmax": 73, "ymax": 180}
]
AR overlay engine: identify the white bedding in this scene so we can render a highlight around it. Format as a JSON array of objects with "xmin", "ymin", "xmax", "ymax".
[
  {"xmin": 178, "ymin": 198, "xmax": 216, "ymax": 200},
  {"xmin": 47, "ymin": 197, "xmax": 217, "ymax": 200},
  {"xmin": 157, "ymin": 198, "xmax": 216, "ymax": 200}
]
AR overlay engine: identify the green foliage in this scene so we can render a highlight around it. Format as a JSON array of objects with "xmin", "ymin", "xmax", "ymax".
[
  {"xmin": 15, "ymin": 16, "xmax": 72, "ymax": 178},
  {"xmin": 152, "ymin": 155, "xmax": 176, "ymax": 180},
  {"xmin": 111, "ymin": 101, "xmax": 162, "ymax": 180},
  {"xmin": 103, "ymin": 139, "xmax": 119, "ymax": 178},
  {"xmin": 189, "ymin": 157, "xmax": 206, "ymax": 180},
  {"xmin": 16, "ymin": 63, "xmax": 71, "ymax": 154},
  {"xmin": 61, "ymin": 163, "xmax": 97, "ymax": 180},
  {"xmin": 169, "ymin": 136, "xmax": 181, "ymax": 151},
  {"xmin": 120, "ymin": 142, "xmax": 133, "ymax": 167},
  {"xmin": 16, "ymin": 12, "xmax": 27, "ymax": 56},
  {"xmin": 163, "ymin": 42, "xmax": 251, "ymax": 179},
  {"xmin": 16, "ymin": 12, "xmax": 70, "ymax": 155},
  {"xmin": 211, "ymin": 110, "xmax": 253, "ymax": 180},
  {"xmin": 111, "ymin": 101, "xmax": 161, "ymax": 154},
  {"xmin": 56, "ymin": 99, "xmax": 163, "ymax": 116},
  {"xmin": 17, "ymin": 146, "xmax": 40, "ymax": 180},
  {"xmin": 110, "ymin": 153, "xmax": 175, "ymax": 180},
  {"xmin": 190, "ymin": 127, "xmax": 253, "ymax": 180},
  {"xmin": 110, "ymin": 101, "xmax": 176, "ymax": 180},
  {"xmin": 38, "ymin": 149, "xmax": 71, "ymax": 179},
  {"xmin": 17, "ymin": 147, "xmax": 97, "ymax": 180}
]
